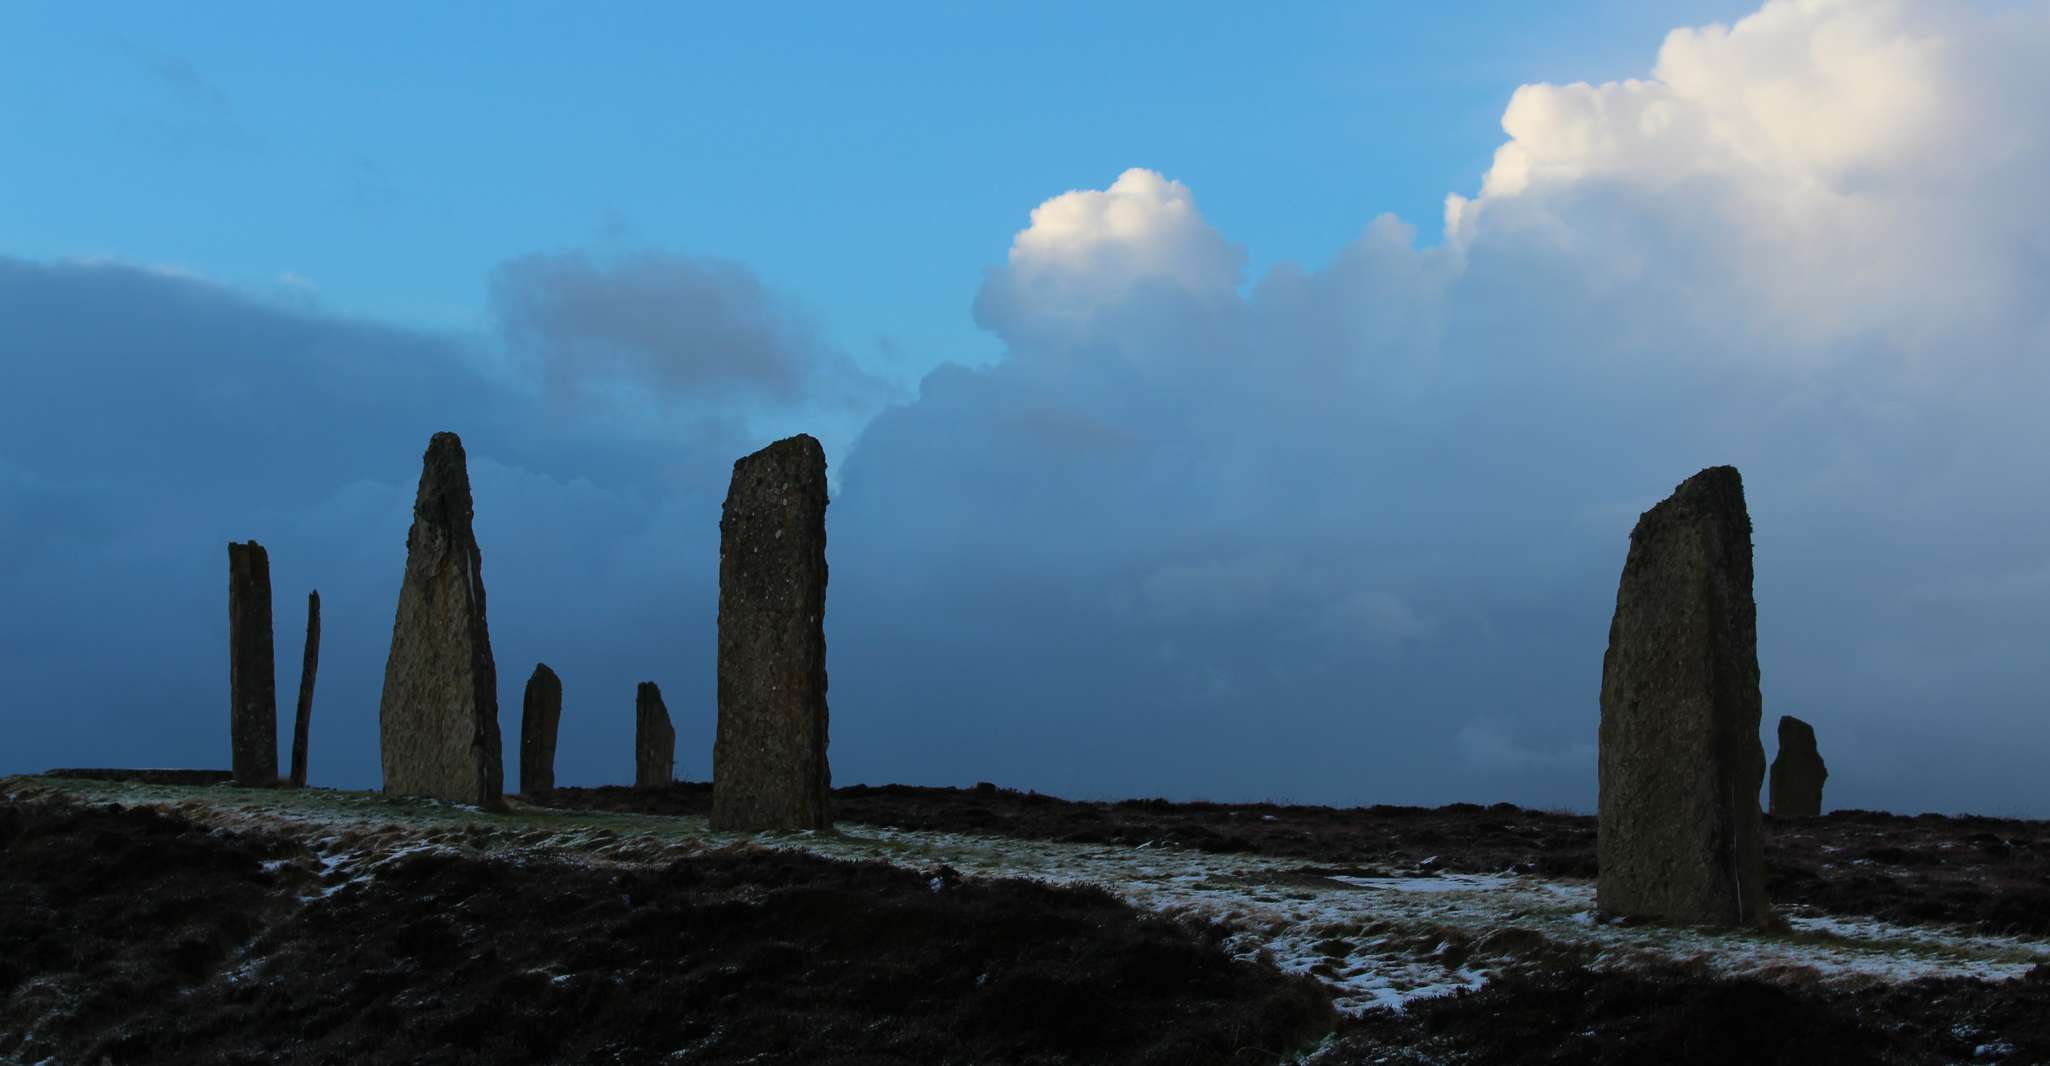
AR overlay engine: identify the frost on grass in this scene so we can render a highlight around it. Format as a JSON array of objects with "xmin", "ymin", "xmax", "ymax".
[{"xmin": 9, "ymin": 774, "xmax": 2047, "ymax": 1016}]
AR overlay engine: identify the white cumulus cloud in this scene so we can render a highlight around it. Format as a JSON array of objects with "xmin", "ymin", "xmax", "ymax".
[
  {"xmin": 974, "ymin": 167, "xmax": 1246, "ymax": 351},
  {"xmin": 1448, "ymin": 0, "xmax": 2050, "ymax": 356}
]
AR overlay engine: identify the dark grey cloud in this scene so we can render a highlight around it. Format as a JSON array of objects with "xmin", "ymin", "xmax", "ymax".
[{"xmin": 491, "ymin": 249, "xmax": 890, "ymax": 422}]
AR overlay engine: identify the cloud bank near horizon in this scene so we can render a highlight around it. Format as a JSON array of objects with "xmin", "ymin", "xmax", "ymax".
[
  {"xmin": 2, "ymin": 0, "xmax": 2045, "ymax": 813},
  {"xmin": 832, "ymin": 0, "xmax": 2050, "ymax": 811}
]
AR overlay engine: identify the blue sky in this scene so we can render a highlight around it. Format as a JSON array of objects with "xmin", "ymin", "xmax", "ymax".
[
  {"xmin": 4, "ymin": 1, "xmax": 2047, "ymax": 815},
  {"xmin": 4, "ymin": 2, "xmax": 1750, "ymax": 373}
]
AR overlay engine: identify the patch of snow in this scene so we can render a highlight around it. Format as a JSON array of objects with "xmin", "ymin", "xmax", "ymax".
[{"xmin": 1331, "ymin": 874, "xmax": 1517, "ymax": 894}]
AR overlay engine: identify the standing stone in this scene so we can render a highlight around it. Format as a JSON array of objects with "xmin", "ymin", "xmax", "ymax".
[
  {"xmin": 635, "ymin": 682, "xmax": 675, "ymax": 788},
  {"xmin": 288, "ymin": 590, "xmax": 320, "ymax": 788},
  {"xmin": 377, "ymin": 432, "xmax": 505, "ymax": 809},
  {"xmin": 1768, "ymin": 715, "xmax": 1828, "ymax": 818},
  {"xmin": 1598, "ymin": 466, "xmax": 1773, "ymax": 927},
  {"xmin": 227, "ymin": 541, "xmax": 279, "ymax": 787},
  {"xmin": 712, "ymin": 434, "xmax": 831, "ymax": 831},
  {"xmin": 521, "ymin": 663, "xmax": 563, "ymax": 794}
]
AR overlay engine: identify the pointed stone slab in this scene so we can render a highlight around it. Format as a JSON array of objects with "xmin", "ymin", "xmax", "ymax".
[
  {"xmin": 1598, "ymin": 465, "xmax": 1772, "ymax": 927},
  {"xmin": 712, "ymin": 434, "xmax": 831, "ymax": 831},
  {"xmin": 1769, "ymin": 715, "xmax": 1828, "ymax": 818},
  {"xmin": 377, "ymin": 432, "xmax": 504, "ymax": 808},
  {"xmin": 635, "ymin": 681, "xmax": 675, "ymax": 788},
  {"xmin": 227, "ymin": 541, "xmax": 278, "ymax": 787},
  {"xmin": 521, "ymin": 663, "xmax": 562, "ymax": 794}
]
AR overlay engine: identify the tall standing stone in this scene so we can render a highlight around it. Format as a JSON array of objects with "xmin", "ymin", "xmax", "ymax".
[
  {"xmin": 520, "ymin": 663, "xmax": 562, "ymax": 794},
  {"xmin": 227, "ymin": 541, "xmax": 278, "ymax": 787},
  {"xmin": 288, "ymin": 590, "xmax": 320, "ymax": 788},
  {"xmin": 635, "ymin": 681, "xmax": 675, "ymax": 788},
  {"xmin": 1768, "ymin": 715, "xmax": 1828, "ymax": 818},
  {"xmin": 1598, "ymin": 465, "xmax": 1772, "ymax": 927},
  {"xmin": 712, "ymin": 434, "xmax": 831, "ymax": 831},
  {"xmin": 378, "ymin": 432, "xmax": 505, "ymax": 809}
]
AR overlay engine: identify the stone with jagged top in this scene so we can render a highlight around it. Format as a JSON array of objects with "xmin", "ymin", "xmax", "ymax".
[
  {"xmin": 377, "ymin": 432, "xmax": 504, "ymax": 809},
  {"xmin": 1598, "ymin": 465, "xmax": 1773, "ymax": 928}
]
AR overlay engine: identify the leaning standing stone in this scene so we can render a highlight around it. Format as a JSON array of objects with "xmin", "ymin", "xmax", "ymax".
[
  {"xmin": 635, "ymin": 681, "xmax": 675, "ymax": 788},
  {"xmin": 227, "ymin": 541, "xmax": 278, "ymax": 787},
  {"xmin": 1768, "ymin": 715, "xmax": 1828, "ymax": 818},
  {"xmin": 288, "ymin": 589, "xmax": 320, "ymax": 788},
  {"xmin": 520, "ymin": 663, "xmax": 562, "ymax": 794},
  {"xmin": 377, "ymin": 432, "xmax": 505, "ymax": 809},
  {"xmin": 1597, "ymin": 465, "xmax": 1772, "ymax": 927},
  {"xmin": 711, "ymin": 434, "xmax": 831, "ymax": 831}
]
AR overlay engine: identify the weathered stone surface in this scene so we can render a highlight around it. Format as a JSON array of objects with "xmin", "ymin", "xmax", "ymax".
[
  {"xmin": 288, "ymin": 590, "xmax": 319, "ymax": 788},
  {"xmin": 521, "ymin": 663, "xmax": 563, "ymax": 793},
  {"xmin": 1597, "ymin": 466, "xmax": 1772, "ymax": 927},
  {"xmin": 227, "ymin": 541, "xmax": 278, "ymax": 787},
  {"xmin": 635, "ymin": 682, "xmax": 675, "ymax": 788},
  {"xmin": 377, "ymin": 432, "xmax": 505, "ymax": 809},
  {"xmin": 1769, "ymin": 715, "xmax": 1828, "ymax": 818},
  {"xmin": 712, "ymin": 434, "xmax": 831, "ymax": 831}
]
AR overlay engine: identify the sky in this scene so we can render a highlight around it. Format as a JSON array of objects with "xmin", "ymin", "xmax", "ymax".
[{"xmin": 3, "ymin": 0, "xmax": 2046, "ymax": 815}]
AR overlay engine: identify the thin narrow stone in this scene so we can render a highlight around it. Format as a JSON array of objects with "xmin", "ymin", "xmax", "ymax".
[
  {"xmin": 228, "ymin": 541, "xmax": 278, "ymax": 787},
  {"xmin": 288, "ymin": 589, "xmax": 319, "ymax": 788}
]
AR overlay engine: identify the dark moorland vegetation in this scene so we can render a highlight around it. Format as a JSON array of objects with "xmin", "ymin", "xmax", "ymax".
[
  {"xmin": 0, "ymin": 797, "xmax": 1331, "ymax": 1064},
  {"xmin": 8, "ymin": 783, "xmax": 2050, "ymax": 1064},
  {"xmin": 538, "ymin": 781, "xmax": 2050, "ymax": 936}
]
